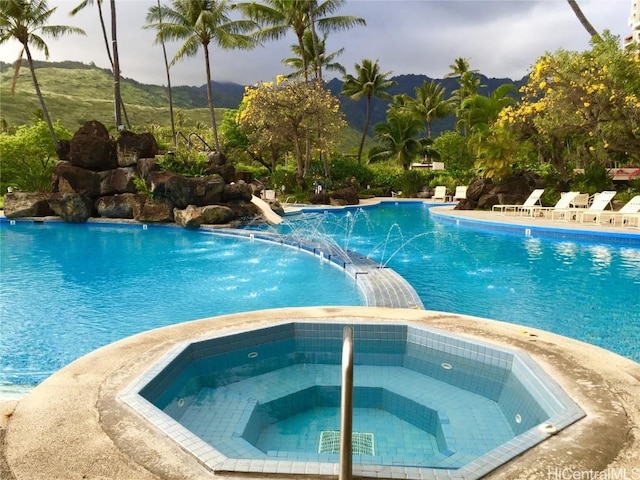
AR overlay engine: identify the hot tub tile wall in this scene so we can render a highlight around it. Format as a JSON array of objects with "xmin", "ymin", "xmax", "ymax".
[{"xmin": 120, "ymin": 321, "xmax": 585, "ymax": 480}]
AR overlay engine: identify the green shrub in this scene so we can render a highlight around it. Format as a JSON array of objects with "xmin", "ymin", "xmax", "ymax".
[
  {"xmin": 570, "ymin": 164, "xmax": 614, "ymax": 195},
  {"xmin": 0, "ymin": 120, "xmax": 72, "ymax": 193},
  {"xmin": 156, "ymin": 147, "xmax": 208, "ymax": 177},
  {"xmin": 395, "ymin": 170, "xmax": 428, "ymax": 197}
]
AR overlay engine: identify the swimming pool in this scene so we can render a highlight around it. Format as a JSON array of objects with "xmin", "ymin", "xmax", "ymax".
[
  {"xmin": 0, "ymin": 221, "xmax": 364, "ymax": 387},
  {"xmin": 260, "ymin": 203, "xmax": 640, "ymax": 362},
  {"xmin": 121, "ymin": 321, "xmax": 584, "ymax": 479},
  {"xmin": 1, "ymin": 201, "xmax": 638, "ymax": 393}
]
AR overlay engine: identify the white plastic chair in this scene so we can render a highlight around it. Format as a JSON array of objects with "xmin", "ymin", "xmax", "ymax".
[
  {"xmin": 453, "ymin": 186, "xmax": 467, "ymax": 201},
  {"xmin": 492, "ymin": 189, "xmax": 545, "ymax": 216},
  {"xmin": 432, "ymin": 186, "xmax": 447, "ymax": 202}
]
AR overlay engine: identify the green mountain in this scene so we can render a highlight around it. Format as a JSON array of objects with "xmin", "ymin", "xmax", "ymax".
[{"xmin": 1, "ymin": 60, "xmax": 523, "ymax": 140}]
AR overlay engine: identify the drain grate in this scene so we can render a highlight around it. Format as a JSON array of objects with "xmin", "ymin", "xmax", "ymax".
[{"xmin": 318, "ymin": 431, "xmax": 375, "ymax": 456}]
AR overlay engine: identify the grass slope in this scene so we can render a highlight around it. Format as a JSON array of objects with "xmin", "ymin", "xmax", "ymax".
[{"xmin": 0, "ymin": 64, "xmax": 365, "ymax": 152}]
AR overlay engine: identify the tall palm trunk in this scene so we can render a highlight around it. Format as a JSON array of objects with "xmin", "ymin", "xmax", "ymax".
[
  {"xmin": 203, "ymin": 44, "xmax": 221, "ymax": 152},
  {"xmin": 98, "ymin": 0, "xmax": 130, "ymax": 128},
  {"xmin": 110, "ymin": 0, "xmax": 122, "ymax": 127},
  {"xmin": 357, "ymin": 95, "xmax": 371, "ymax": 164},
  {"xmin": 24, "ymin": 46, "xmax": 57, "ymax": 145},
  {"xmin": 566, "ymin": 0, "xmax": 601, "ymax": 40},
  {"xmin": 157, "ymin": 0, "xmax": 176, "ymax": 146}
]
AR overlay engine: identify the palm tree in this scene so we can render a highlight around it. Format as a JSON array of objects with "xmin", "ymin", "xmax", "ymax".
[
  {"xmin": 453, "ymin": 71, "xmax": 485, "ymax": 136},
  {"xmin": 1, "ymin": 0, "xmax": 85, "ymax": 146},
  {"xmin": 444, "ymin": 57, "xmax": 478, "ymax": 79},
  {"xmin": 282, "ymin": 29, "xmax": 345, "ymax": 80},
  {"xmin": 241, "ymin": 0, "xmax": 364, "ymax": 82},
  {"xmin": 460, "ymin": 84, "xmax": 516, "ymax": 133},
  {"xmin": 341, "ymin": 59, "xmax": 395, "ymax": 163},
  {"xmin": 566, "ymin": 0, "xmax": 601, "ymax": 40},
  {"xmin": 406, "ymin": 80, "xmax": 454, "ymax": 138},
  {"xmin": 146, "ymin": 0, "xmax": 258, "ymax": 152},
  {"xmin": 369, "ymin": 109, "xmax": 427, "ymax": 171}
]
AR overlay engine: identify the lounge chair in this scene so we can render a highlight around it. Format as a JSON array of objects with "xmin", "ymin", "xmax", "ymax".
[
  {"xmin": 551, "ymin": 191, "xmax": 616, "ymax": 222},
  {"xmin": 453, "ymin": 186, "xmax": 467, "ymax": 201},
  {"xmin": 524, "ymin": 191, "xmax": 580, "ymax": 218},
  {"xmin": 596, "ymin": 195, "xmax": 640, "ymax": 226},
  {"xmin": 492, "ymin": 188, "xmax": 545, "ymax": 215},
  {"xmin": 622, "ymin": 212, "xmax": 640, "ymax": 229},
  {"xmin": 432, "ymin": 185, "xmax": 447, "ymax": 202}
]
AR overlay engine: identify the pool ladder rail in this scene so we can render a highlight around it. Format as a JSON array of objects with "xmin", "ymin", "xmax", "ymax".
[{"xmin": 340, "ymin": 326, "xmax": 354, "ymax": 480}]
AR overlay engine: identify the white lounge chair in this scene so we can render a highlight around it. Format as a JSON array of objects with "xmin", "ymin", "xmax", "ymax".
[
  {"xmin": 550, "ymin": 191, "xmax": 616, "ymax": 222},
  {"xmin": 492, "ymin": 188, "xmax": 545, "ymax": 215},
  {"xmin": 622, "ymin": 212, "xmax": 640, "ymax": 229},
  {"xmin": 453, "ymin": 186, "xmax": 467, "ymax": 201},
  {"xmin": 524, "ymin": 191, "xmax": 580, "ymax": 218},
  {"xmin": 432, "ymin": 185, "xmax": 447, "ymax": 202},
  {"xmin": 597, "ymin": 195, "xmax": 640, "ymax": 226}
]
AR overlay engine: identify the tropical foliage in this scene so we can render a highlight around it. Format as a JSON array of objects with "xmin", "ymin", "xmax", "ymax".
[
  {"xmin": 0, "ymin": 0, "xmax": 85, "ymax": 145},
  {"xmin": 145, "ymin": 0, "xmax": 259, "ymax": 152},
  {"xmin": 0, "ymin": 119, "xmax": 72, "ymax": 192},
  {"xmin": 341, "ymin": 58, "xmax": 395, "ymax": 163},
  {"xmin": 237, "ymin": 77, "xmax": 346, "ymax": 185},
  {"xmin": 499, "ymin": 33, "xmax": 640, "ymax": 181}
]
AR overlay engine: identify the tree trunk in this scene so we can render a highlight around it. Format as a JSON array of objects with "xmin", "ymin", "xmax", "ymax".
[
  {"xmin": 111, "ymin": 0, "xmax": 122, "ymax": 128},
  {"xmin": 157, "ymin": 0, "xmax": 176, "ymax": 146},
  {"xmin": 24, "ymin": 45, "xmax": 57, "ymax": 145},
  {"xmin": 357, "ymin": 95, "xmax": 371, "ymax": 164},
  {"xmin": 566, "ymin": 0, "xmax": 601, "ymax": 40},
  {"xmin": 203, "ymin": 43, "xmax": 221, "ymax": 152},
  {"xmin": 100, "ymin": 1, "xmax": 130, "ymax": 129}
]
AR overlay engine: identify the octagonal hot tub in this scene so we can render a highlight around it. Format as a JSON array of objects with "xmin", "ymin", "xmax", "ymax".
[{"xmin": 120, "ymin": 322, "xmax": 584, "ymax": 479}]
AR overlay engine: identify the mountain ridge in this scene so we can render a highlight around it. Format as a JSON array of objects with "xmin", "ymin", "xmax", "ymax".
[{"xmin": 0, "ymin": 60, "xmax": 526, "ymax": 136}]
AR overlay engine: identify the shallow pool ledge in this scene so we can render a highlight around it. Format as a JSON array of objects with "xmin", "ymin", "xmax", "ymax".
[{"xmin": 3, "ymin": 306, "xmax": 640, "ymax": 480}]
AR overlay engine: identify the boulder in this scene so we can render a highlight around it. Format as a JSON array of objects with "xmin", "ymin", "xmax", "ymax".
[
  {"xmin": 202, "ymin": 205, "xmax": 234, "ymax": 224},
  {"xmin": 68, "ymin": 120, "xmax": 118, "ymax": 171},
  {"xmin": 173, "ymin": 205, "xmax": 204, "ymax": 229},
  {"xmin": 133, "ymin": 197, "xmax": 173, "ymax": 223},
  {"xmin": 137, "ymin": 157, "xmax": 158, "ymax": 180},
  {"xmin": 206, "ymin": 151, "xmax": 227, "ymax": 166},
  {"xmin": 310, "ymin": 192, "xmax": 330, "ymax": 205},
  {"xmin": 56, "ymin": 139, "xmax": 70, "ymax": 161},
  {"xmin": 51, "ymin": 162, "xmax": 101, "ymax": 197},
  {"xmin": 221, "ymin": 181, "xmax": 253, "ymax": 202},
  {"xmin": 95, "ymin": 193, "xmax": 142, "ymax": 219},
  {"xmin": 99, "ymin": 167, "xmax": 137, "ymax": 195},
  {"xmin": 117, "ymin": 131, "xmax": 158, "ymax": 167},
  {"xmin": 48, "ymin": 193, "xmax": 93, "ymax": 223},
  {"xmin": 329, "ymin": 186, "xmax": 359, "ymax": 205},
  {"xmin": 205, "ymin": 164, "xmax": 237, "ymax": 184},
  {"xmin": 148, "ymin": 171, "xmax": 225, "ymax": 208},
  {"xmin": 225, "ymin": 199, "xmax": 260, "ymax": 221},
  {"xmin": 3, "ymin": 192, "xmax": 55, "ymax": 218},
  {"xmin": 266, "ymin": 199, "xmax": 285, "ymax": 217}
]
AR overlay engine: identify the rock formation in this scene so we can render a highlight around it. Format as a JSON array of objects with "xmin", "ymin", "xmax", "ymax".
[{"xmin": 3, "ymin": 120, "xmax": 281, "ymax": 228}]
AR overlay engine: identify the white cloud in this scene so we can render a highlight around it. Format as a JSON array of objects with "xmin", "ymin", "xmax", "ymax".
[{"xmin": 0, "ymin": 0, "xmax": 632, "ymax": 86}]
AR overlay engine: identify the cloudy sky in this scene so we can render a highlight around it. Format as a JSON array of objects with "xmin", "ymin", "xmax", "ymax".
[{"xmin": 0, "ymin": 0, "xmax": 633, "ymax": 87}]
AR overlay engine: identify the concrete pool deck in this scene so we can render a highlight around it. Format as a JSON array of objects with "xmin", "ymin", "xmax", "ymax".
[
  {"xmin": 1, "ymin": 203, "xmax": 639, "ymax": 479},
  {"xmin": 1, "ymin": 307, "xmax": 639, "ymax": 480}
]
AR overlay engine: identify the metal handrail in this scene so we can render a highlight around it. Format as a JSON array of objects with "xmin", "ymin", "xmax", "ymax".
[{"xmin": 339, "ymin": 326, "xmax": 354, "ymax": 480}]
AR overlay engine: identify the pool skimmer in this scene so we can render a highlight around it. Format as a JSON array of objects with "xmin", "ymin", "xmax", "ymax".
[{"xmin": 318, "ymin": 431, "xmax": 375, "ymax": 456}]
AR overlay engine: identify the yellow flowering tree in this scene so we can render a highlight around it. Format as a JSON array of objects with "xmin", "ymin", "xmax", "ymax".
[
  {"xmin": 499, "ymin": 33, "xmax": 640, "ymax": 182},
  {"xmin": 237, "ymin": 77, "xmax": 346, "ymax": 187}
]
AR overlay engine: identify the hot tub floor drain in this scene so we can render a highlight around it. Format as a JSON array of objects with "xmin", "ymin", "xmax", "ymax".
[{"xmin": 318, "ymin": 431, "xmax": 375, "ymax": 455}]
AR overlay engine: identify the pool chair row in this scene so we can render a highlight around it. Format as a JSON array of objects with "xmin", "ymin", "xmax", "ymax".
[
  {"xmin": 432, "ymin": 185, "xmax": 467, "ymax": 202},
  {"xmin": 493, "ymin": 190, "xmax": 640, "ymax": 228}
]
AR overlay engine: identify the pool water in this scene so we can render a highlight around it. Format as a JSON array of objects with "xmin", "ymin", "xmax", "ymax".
[
  {"xmin": 0, "ymin": 222, "xmax": 364, "ymax": 386},
  {"xmin": 266, "ymin": 203, "xmax": 640, "ymax": 362}
]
